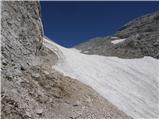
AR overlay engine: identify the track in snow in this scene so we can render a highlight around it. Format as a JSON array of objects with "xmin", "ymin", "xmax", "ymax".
[{"xmin": 44, "ymin": 38, "xmax": 158, "ymax": 118}]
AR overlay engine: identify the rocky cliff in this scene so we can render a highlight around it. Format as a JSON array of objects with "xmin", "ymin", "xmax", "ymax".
[
  {"xmin": 1, "ymin": 1, "xmax": 43, "ymax": 68},
  {"xmin": 1, "ymin": 1, "xmax": 130, "ymax": 119},
  {"xmin": 75, "ymin": 11, "xmax": 159, "ymax": 59}
]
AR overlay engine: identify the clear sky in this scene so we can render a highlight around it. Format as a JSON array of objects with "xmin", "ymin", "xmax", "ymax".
[{"xmin": 40, "ymin": 1, "xmax": 158, "ymax": 47}]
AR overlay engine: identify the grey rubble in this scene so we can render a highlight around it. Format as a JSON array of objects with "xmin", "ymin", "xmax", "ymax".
[
  {"xmin": 1, "ymin": 1, "xmax": 130, "ymax": 119},
  {"xmin": 75, "ymin": 11, "xmax": 159, "ymax": 59}
]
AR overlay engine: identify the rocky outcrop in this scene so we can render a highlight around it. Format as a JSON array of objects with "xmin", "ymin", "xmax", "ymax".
[
  {"xmin": 115, "ymin": 11, "xmax": 159, "ymax": 58},
  {"xmin": 1, "ymin": 1, "xmax": 130, "ymax": 119},
  {"xmin": 1, "ymin": 1, "xmax": 44, "ymax": 75},
  {"xmin": 75, "ymin": 11, "xmax": 159, "ymax": 59},
  {"xmin": 116, "ymin": 11, "xmax": 158, "ymax": 38},
  {"xmin": 1, "ymin": 1, "xmax": 56, "ymax": 118}
]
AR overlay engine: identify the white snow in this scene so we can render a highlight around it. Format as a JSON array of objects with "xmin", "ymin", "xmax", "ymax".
[
  {"xmin": 111, "ymin": 39, "xmax": 126, "ymax": 44},
  {"xmin": 111, "ymin": 36, "xmax": 119, "ymax": 39},
  {"xmin": 43, "ymin": 38, "xmax": 158, "ymax": 119},
  {"xmin": 83, "ymin": 51, "xmax": 89, "ymax": 53}
]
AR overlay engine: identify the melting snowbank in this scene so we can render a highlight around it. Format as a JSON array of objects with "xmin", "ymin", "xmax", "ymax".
[{"xmin": 44, "ymin": 38, "xmax": 158, "ymax": 118}]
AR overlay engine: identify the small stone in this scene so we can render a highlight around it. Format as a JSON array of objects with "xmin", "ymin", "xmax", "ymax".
[
  {"xmin": 44, "ymin": 70, "xmax": 49, "ymax": 75},
  {"xmin": 36, "ymin": 108, "xmax": 43, "ymax": 115},
  {"xmin": 31, "ymin": 73, "xmax": 40, "ymax": 80},
  {"xmin": 73, "ymin": 101, "xmax": 80, "ymax": 107},
  {"xmin": 2, "ymin": 61, "xmax": 7, "ymax": 66},
  {"xmin": 25, "ymin": 111, "xmax": 32, "ymax": 118},
  {"xmin": 20, "ymin": 66, "xmax": 25, "ymax": 71}
]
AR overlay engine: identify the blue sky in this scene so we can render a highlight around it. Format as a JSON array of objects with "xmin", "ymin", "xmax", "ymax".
[{"xmin": 40, "ymin": 1, "xmax": 158, "ymax": 47}]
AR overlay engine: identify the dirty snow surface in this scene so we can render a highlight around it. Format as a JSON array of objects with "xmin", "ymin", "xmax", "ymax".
[
  {"xmin": 111, "ymin": 38, "xmax": 126, "ymax": 44},
  {"xmin": 44, "ymin": 38, "xmax": 158, "ymax": 119}
]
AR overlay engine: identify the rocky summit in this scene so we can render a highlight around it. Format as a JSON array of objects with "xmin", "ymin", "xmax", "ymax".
[
  {"xmin": 1, "ymin": 1, "xmax": 130, "ymax": 119},
  {"xmin": 75, "ymin": 11, "xmax": 159, "ymax": 59}
]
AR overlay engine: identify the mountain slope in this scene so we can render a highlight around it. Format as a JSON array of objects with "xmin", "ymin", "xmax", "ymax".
[
  {"xmin": 44, "ymin": 38, "xmax": 158, "ymax": 118},
  {"xmin": 1, "ymin": 1, "xmax": 130, "ymax": 119},
  {"xmin": 1, "ymin": 1, "xmax": 158, "ymax": 119},
  {"xmin": 75, "ymin": 11, "xmax": 159, "ymax": 59}
]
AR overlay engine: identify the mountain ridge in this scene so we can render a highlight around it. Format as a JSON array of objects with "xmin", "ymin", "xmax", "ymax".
[{"xmin": 75, "ymin": 11, "xmax": 159, "ymax": 59}]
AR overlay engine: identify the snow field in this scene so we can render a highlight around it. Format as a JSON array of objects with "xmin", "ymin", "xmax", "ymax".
[{"xmin": 44, "ymin": 38, "xmax": 158, "ymax": 118}]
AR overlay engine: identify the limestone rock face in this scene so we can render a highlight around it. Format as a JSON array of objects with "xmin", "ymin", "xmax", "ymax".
[
  {"xmin": 75, "ymin": 11, "xmax": 159, "ymax": 59},
  {"xmin": 1, "ymin": 1, "xmax": 43, "ymax": 71},
  {"xmin": 1, "ymin": 1, "xmax": 44, "ymax": 118}
]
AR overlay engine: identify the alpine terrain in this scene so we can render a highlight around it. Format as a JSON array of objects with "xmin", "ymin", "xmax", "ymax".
[
  {"xmin": 1, "ymin": 1, "xmax": 159, "ymax": 119},
  {"xmin": 75, "ymin": 11, "xmax": 159, "ymax": 59}
]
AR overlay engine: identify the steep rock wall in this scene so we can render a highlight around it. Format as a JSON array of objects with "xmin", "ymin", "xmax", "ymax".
[{"xmin": 1, "ymin": 1, "xmax": 43, "ymax": 71}]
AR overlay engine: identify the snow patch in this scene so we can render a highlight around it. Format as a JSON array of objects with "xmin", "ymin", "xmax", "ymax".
[
  {"xmin": 111, "ymin": 36, "xmax": 119, "ymax": 39},
  {"xmin": 44, "ymin": 38, "xmax": 158, "ymax": 119},
  {"xmin": 111, "ymin": 39, "xmax": 126, "ymax": 44},
  {"xmin": 83, "ymin": 51, "xmax": 89, "ymax": 53}
]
